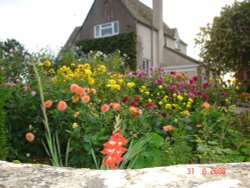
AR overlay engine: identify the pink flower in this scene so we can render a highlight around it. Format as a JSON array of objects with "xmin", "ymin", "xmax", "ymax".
[{"xmin": 31, "ymin": 91, "xmax": 36, "ymax": 97}]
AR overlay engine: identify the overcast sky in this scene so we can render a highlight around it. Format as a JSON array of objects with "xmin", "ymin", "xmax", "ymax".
[{"xmin": 0, "ymin": 0, "xmax": 240, "ymax": 59}]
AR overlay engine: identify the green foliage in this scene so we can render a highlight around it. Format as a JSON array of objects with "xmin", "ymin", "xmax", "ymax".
[
  {"xmin": 195, "ymin": 0, "xmax": 250, "ymax": 73},
  {"xmin": 0, "ymin": 69, "xmax": 10, "ymax": 159},
  {"xmin": 76, "ymin": 32, "xmax": 137, "ymax": 70}
]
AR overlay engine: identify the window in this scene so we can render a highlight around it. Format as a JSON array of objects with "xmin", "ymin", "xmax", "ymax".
[
  {"xmin": 174, "ymin": 38, "xmax": 180, "ymax": 50},
  {"xmin": 142, "ymin": 59, "xmax": 151, "ymax": 74},
  {"xmin": 94, "ymin": 21, "xmax": 119, "ymax": 38}
]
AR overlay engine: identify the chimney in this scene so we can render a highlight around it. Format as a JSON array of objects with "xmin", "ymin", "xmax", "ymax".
[
  {"xmin": 153, "ymin": 0, "xmax": 163, "ymax": 30},
  {"xmin": 152, "ymin": 0, "xmax": 164, "ymax": 68}
]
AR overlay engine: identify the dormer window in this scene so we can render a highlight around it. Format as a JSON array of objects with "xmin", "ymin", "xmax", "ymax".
[
  {"xmin": 94, "ymin": 21, "xmax": 119, "ymax": 38},
  {"xmin": 174, "ymin": 38, "xmax": 180, "ymax": 50}
]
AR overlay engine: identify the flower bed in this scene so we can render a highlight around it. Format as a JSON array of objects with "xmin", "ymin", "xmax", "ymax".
[{"xmin": 1, "ymin": 50, "xmax": 249, "ymax": 169}]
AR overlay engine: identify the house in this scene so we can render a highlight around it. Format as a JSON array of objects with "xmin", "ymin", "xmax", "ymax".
[{"xmin": 65, "ymin": 0, "xmax": 201, "ymax": 78}]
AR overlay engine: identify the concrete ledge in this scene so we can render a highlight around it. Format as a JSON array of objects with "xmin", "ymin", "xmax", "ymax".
[{"xmin": 0, "ymin": 161, "xmax": 249, "ymax": 188}]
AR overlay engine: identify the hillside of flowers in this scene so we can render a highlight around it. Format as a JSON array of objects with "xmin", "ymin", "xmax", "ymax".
[{"xmin": 0, "ymin": 45, "xmax": 249, "ymax": 169}]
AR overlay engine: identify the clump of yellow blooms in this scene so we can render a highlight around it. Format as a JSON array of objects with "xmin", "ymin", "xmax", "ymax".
[
  {"xmin": 107, "ymin": 79, "xmax": 121, "ymax": 90},
  {"xmin": 127, "ymin": 82, "xmax": 135, "ymax": 88}
]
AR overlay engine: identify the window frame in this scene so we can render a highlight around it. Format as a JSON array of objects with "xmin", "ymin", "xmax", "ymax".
[
  {"xmin": 142, "ymin": 59, "xmax": 151, "ymax": 74},
  {"xmin": 94, "ymin": 21, "xmax": 120, "ymax": 38}
]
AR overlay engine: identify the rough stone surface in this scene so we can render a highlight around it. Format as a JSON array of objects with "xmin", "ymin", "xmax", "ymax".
[{"xmin": 0, "ymin": 161, "xmax": 249, "ymax": 188}]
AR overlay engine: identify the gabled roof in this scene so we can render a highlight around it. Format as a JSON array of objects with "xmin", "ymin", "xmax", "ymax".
[{"xmin": 121, "ymin": 0, "xmax": 176, "ymax": 39}]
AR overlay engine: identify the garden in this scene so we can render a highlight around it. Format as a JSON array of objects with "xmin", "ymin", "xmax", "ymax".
[{"xmin": 0, "ymin": 41, "xmax": 249, "ymax": 170}]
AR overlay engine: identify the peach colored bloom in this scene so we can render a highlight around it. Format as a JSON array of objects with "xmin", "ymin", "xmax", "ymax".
[
  {"xmin": 57, "ymin": 101, "xmax": 67, "ymax": 111},
  {"xmin": 110, "ymin": 102, "xmax": 121, "ymax": 111},
  {"xmin": 101, "ymin": 104, "xmax": 110, "ymax": 113},
  {"xmin": 25, "ymin": 132, "xmax": 35, "ymax": 142},
  {"xmin": 183, "ymin": 110, "xmax": 190, "ymax": 116},
  {"xmin": 44, "ymin": 100, "xmax": 53, "ymax": 108},
  {"xmin": 74, "ymin": 111, "xmax": 80, "ymax": 118},
  {"xmin": 163, "ymin": 125, "xmax": 173, "ymax": 131},
  {"xmin": 129, "ymin": 106, "xmax": 143, "ymax": 117},
  {"xmin": 202, "ymin": 102, "xmax": 211, "ymax": 110},
  {"xmin": 81, "ymin": 95, "xmax": 90, "ymax": 104},
  {"xmin": 196, "ymin": 124, "xmax": 203, "ymax": 128},
  {"xmin": 70, "ymin": 84, "xmax": 79, "ymax": 93},
  {"xmin": 71, "ymin": 95, "xmax": 80, "ymax": 103},
  {"xmin": 76, "ymin": 87, "xmax": 85, "ymax": 96}
]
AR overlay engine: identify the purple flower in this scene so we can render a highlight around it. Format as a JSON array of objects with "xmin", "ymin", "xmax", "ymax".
[
  {"xmin": 149, "ymin": 66, "xmax": 155, "ymax": 72},
  {"xmin": 155, "ymin": 76, "xmax": 163, "ymax": 85},
  {"xmin": 160, "ymin": 67, "xmax": 165, "ymax": 73},
  {"xmin": 137, "ymin": 70, "xmax": 147, "ymax": 78},
  {"xmin": 196, "ymin": 90, "xmax": 202, "ymax": 96},
  {"xmin": 179, "ymin": 81, "xmax": 185, "ymax": 87},
  {"xmin": 172, "ymin": 85, "xmax": 177, "ymax": 90},
  {"xmin": 193, "ymin": 76, "xmax": 198, "ymax": 82},
  {"xmin": 203, "ymin": 81, "xmax": 210, "ymax": 89},
  {"xmin": 189, "ymin": 79, "xmax": 194, "ymax": 84},
  {"xmin": 188, "ymin": 92, "xmax": 196, "ymax": 99},
  {"xmin": 202, "ymin": 92, "xmax": 209, "ymax": 100}
]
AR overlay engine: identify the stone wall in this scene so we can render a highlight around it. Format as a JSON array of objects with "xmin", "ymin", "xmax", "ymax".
[{"xmin": 0, "ymin": 161, "xmax": 249, "ymax": 188}]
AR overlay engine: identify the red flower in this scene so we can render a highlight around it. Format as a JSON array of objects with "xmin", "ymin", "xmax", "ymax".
[
  {"xmin": 122, "ymin": 96, "xmax": 129, "ymax": 103},
  {"xmin": 130, "ymin": 100, "xmax": 137, "ymax": 107},
  {"xmin": 146, "ymin": 102, "xmax": 155, "ymax": 109},
  {"xmin": 133, "ymin": 95, "xmax": 141, "ymax": 102},
  {"xmin": 101, "ymin": 130, "xmax": 127, "ymax": 170}
]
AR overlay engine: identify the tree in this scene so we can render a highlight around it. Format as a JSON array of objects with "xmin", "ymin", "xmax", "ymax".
[
  {"xmin": 1, "ymin": 39, "xmax": 30, "ymax": 82},
  {"xmin": 195, "ymin": 0, "xmax": 250, "ymax": 75}
]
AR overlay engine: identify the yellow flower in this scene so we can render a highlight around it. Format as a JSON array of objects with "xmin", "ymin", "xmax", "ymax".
[
  {"xmin": 127, "ymin": 82, "xmax": 135, "ymax": 88},
  {"xmin": 177, "ymin": 95, "xmax": 183, "ymax": 101},
  {"xmin": 72, "ymin": 122, "xmax": 79, "ymax": 129},
  {"xmin": 165, "ymin": 104, "xmax": 172, "ymax": 109},
  {"xmin": 38, "ymin": 63, "xmax": 43, "ymax": 67},
  {"xmin": 85, "ymin": 69, "xmax": 92, "ymax": 77},
  {"xmin": 188, "ymin": 98, "xmax": 193, "ymax": 103},
  {"xmin": 145, "ymin": 91, "xmax": 150, "ymax": 95},
  {"xmin": 43, "ymin": 60, "xmax": 51, "ymax": 67},
  {"xmin": 51, "ymin": 77, "xmax": 57, "ymax": 84},
  {"xmin": 235, "ymin": 86, "xmax": 240, "ymax": 90},
  {"xmin": 118, "ymin": 79, "xmax": 125, "ymax": 85},
  {"xmin": 83, "ymin": 63, "xmax": 90, "ymax": 69},
  {"xmin": 109, "ymin": 79, "xmax": 117, "ymax": 85},
  {"xmin": 49, "ymin": 69, "xmax": 55, "ymax": 74},
  {"xmin": 158, "ymin": 101, "xmax": 163, "ymax": 105},
  {"xmin": 148, "ymin": 99, "xmax": 152, "ymax": 103},
  {"xmin": 158, "ymin": 85, "xmax": 163, "ymax": 89},
  {"xmin": 141, "ymin": 86, "xmax": 147, "ymax": 90},
  {"xmin": 88, "ymin": 77, "xmax": 95, "ymax": 85},
  {"xmin": 78, "ymin": 64, "xmax": 84, "ymax": 70},
  {"xmin": 173, "ymin": 93, "xmax": 177, "ymax": 98}
]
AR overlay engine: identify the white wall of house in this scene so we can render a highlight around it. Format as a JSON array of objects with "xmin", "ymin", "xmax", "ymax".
[{"xmin": 136, "ymin": 22, "xmax": 159, "ymax": 69}]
